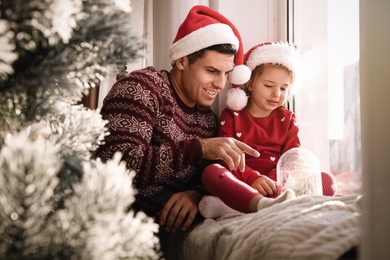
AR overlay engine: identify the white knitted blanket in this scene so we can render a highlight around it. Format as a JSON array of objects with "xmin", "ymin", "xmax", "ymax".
[{"xmin": 182, "ymin": 195, "xmax": 361, "ymax": 260}]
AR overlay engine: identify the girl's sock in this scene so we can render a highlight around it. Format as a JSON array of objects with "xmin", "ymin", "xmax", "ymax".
[
  {"xmin": 199, "ymin": 195, "xmax": 242, "ymax": 219},
  {"xmin": 257, "ymin": 189, "xmax": 296, "ymax": 211}
]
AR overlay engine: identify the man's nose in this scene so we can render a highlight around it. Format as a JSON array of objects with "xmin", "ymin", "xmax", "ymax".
[{"xmin": 214, "ymin": 75, "xmax": 227, "ymax": 89}]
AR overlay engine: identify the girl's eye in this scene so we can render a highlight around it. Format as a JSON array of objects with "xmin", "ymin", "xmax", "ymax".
[{"xmin": 265, "ymin": 85, "xmax": 272, "ymax": 88}]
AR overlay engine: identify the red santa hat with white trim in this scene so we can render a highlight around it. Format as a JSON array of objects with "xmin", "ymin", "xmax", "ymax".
[
  {"xmin": 169, "ymin": 5, "xmax": 251, "ymax": 85},
  {"xmin": 226, "ymin": 42, "xmax": 301, "ymax": 111}
]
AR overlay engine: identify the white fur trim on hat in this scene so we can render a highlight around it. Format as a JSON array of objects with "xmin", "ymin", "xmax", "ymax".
[
  {"xmin": 169, "ymin": 23, "xmax": 239, "ymax": 64},
  {"xmin": 245, "ymin": 42, "xmax": 300, "ymax": 84},
  {"xmin": 226, "ymin": 87, "xmax": 248, "ymax": 111}
]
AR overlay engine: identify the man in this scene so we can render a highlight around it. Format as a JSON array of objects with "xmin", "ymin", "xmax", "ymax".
[{"xmin": 95, "ymin": 5, "xmax": 256, "ymax": 234}]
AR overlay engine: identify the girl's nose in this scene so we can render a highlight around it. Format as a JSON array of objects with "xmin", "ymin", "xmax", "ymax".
[{"xmin": 272, "ymin": 88, "xmax": 281, "ymax": 97}]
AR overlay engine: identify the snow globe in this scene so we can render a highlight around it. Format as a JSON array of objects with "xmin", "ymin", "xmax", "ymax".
[{"xmin": 277, "ymin": 147, "xmax": 323, "ymax": 196}]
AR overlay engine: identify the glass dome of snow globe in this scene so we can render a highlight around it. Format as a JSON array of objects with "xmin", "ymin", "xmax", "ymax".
[{"xmin": 277, "ymin": 147, "xmax": 323, "ymax": 196}]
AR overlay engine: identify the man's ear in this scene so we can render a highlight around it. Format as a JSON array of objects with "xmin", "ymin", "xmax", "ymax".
[{"xmin": 174, "ymin": 57, "xmax": 187, "ymax": 70}]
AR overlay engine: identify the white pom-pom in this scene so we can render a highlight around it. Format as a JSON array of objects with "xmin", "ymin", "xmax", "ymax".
[
  {"xmin": 226, "ymin": 87, "xmax": 248, "ymax": 111},
  {"xmin": 227, "ymin": 64, "xmax": 251, "ymax": 85}
]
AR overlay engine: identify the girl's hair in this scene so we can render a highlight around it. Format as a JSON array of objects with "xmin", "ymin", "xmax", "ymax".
[{"xmin": 251, "ymin": 63, "xmax": 293, "ymax": 82}]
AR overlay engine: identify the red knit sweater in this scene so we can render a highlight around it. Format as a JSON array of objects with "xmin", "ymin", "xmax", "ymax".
[
  {"xmin": 218, "ymin": 107, "xmax": 300, "ymax": 186},
  {"xmin": 95, "ymin": 67, "xmax": 218, "ymax": 216}
]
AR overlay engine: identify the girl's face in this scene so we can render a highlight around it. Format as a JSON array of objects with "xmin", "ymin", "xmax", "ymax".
[{"xmin": 246, "ymin": 65, "xmax": 292, "ymax": 117}]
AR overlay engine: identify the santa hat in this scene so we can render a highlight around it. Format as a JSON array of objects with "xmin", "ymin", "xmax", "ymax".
[
  {"xmin": 226, "ymin": 42, "xmax": 300, "ymax": 111},
  {"xmin": 169, "ymin": 5, "xmax": 251, "ymax": 85}
]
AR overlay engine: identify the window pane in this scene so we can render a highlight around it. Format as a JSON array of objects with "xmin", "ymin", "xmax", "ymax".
[{"xmin": 293, "ymin": 0, "xmax": 361, "ymax": 195}]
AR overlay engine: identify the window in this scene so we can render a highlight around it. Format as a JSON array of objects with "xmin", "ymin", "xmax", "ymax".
[{"xmin": 291, "ymin": 0, "xmax": 361, "ymax": 195}]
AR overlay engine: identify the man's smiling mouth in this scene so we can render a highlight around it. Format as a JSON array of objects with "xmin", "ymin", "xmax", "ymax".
[{"xmin": 205, "ymin": 88, "xmax": 218, "ymax": 96}]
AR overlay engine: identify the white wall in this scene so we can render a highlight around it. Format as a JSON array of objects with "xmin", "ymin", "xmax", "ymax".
[
  {"xmin": 216, "ymin": 0, "xmax": 276, "ymax": 52},
  {"xmin": 151, "ymin": 0, "xmax": 208, "ymax": 70},
  {"xmin": 360, "ymin": 0, "xmax": 390, "ymax": 258}
]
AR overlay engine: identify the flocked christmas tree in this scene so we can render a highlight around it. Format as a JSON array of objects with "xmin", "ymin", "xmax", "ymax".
[{"xmin": 0, "ymin": 0, "xmax": 160, "ymax": 259}]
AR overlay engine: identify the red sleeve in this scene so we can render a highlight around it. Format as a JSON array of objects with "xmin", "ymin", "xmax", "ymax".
[
  {"xmin": 234, "ymin": 166, "xmax": 264, "ymax": 186},
  {"xmin": 282, "ymin": 111, "xmax": 301, "ymax": 153}
]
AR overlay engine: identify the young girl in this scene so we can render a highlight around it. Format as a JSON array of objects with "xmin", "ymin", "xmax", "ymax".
[{"xmin": 200, "ymin": 42, "xmax": 336, "ymax": 219}]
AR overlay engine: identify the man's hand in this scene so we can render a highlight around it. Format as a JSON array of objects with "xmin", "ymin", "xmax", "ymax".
[
  {"xmin": 157, "ymin": 190, "xmax": 201, "ymax": 232},
  {"xmin": 200, "ymin": 137, "xmax": 260, "ymax": 172},
  {"xmin": 251, "ymin": 176, "xmax": 279, "ymax": 196}
]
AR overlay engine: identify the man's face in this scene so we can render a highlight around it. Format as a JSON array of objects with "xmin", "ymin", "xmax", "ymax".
[{"xmin": 177, "ymin": 50, "xmax": 235, "ymax": 107}]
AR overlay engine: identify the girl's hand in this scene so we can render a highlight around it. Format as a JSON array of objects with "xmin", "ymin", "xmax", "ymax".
[{"xmin": 251, "ymin": 176, "xmax": 279, "ymax": 196}]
